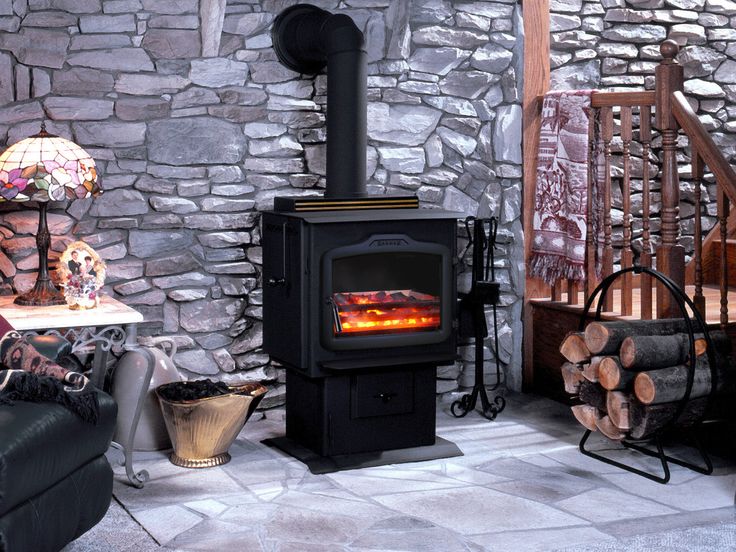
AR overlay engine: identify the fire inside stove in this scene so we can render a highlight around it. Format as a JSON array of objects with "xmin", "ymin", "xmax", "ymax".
[{"xmin": 332, "ymin": 289, "xmax": 441, "ymax": 335}]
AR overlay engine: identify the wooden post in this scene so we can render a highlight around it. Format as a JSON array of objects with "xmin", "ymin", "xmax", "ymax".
[
  {"xmin": 522, "ymin": 0, "xmax": 550, "ymax": 390},
  {"xmin": 654, "ymin": 40, "xmax": 685, "ymax": 318}
]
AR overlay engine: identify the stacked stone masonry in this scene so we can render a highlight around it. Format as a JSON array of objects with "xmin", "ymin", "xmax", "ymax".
[
  {"xmin": 550, "ymin": 0, "xmax": 736, "ymax": 265},
  {"xmin": 0, "ymin": 0, "xmax": 526, "ymax": 403}
]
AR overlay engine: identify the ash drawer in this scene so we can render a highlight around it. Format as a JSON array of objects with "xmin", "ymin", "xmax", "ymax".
[{"xmin": 350, "ymin": 371, "xmax": 414, "ymax": 418}]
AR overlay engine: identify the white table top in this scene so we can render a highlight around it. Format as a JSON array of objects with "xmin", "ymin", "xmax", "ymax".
[{"xmin": 0, "ymin": 294, "xmax": 144, "ymax": 331}]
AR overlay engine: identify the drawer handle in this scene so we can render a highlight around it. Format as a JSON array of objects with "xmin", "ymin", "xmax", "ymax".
[{"xmin": 373, "ymin": 392, "xmax": 397, "ymax": 404}]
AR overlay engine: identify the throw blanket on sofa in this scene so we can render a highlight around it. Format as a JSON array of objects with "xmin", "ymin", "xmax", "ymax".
[
  {"xmin": 0, "ymin": 329, "xmax": 98, "ymax": 423},
  {"xmin": 529, "ymin": 89, "xmax": 603, "ymax": 285}
]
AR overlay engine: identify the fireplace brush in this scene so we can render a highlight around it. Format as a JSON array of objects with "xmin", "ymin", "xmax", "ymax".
[{"xmin": 451, "ymin": 216, "xmax": 506, "ymax": 420}]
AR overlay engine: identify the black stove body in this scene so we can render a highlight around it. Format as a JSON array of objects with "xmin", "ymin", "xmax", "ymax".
[
  {"xmin": 263, "ymin": 209, "xmax": 459, "ymax": 458},
  {"xmin": 261, "ymin": 5, "xmax": 462, "ymax": 469}
]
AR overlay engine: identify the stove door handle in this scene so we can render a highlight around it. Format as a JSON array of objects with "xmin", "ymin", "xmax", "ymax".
[
  {"xmin": 373, "ymin": 392, "xmax": 397, "ymax": 404},
  {"xmin": 327, "ymin": 297, "xmax": 343, "ymax": 333}
]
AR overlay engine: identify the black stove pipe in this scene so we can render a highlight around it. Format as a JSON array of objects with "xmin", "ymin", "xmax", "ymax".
[{"xmin": 271, "ymin": 4, "xmax": 367, "ymax": 199}]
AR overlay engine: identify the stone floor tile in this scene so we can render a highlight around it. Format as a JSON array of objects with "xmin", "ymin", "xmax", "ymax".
[
  {"xmin": 373, "ymin": 486, "xmax": 587, "ymax": 535},
  {"xmin": 164, "ymin": 519, "xmax": 264, "ymax": 551},
  {"xmin": 326, "ymin": 467, "xmax": 469, "ymax": 497},
  {"xmin": 595, "ymin": 506, "xmax": 736, "ymax": 539},
  {"xmin": 555, "ymin": 487, "xmax": 678, "ymax": 523},
  {"xmin": 425, "ymin": 461, "xmax": 510, "ymax": 486},
  {"xmin": 114, "ymin": 465, "xmax": 246, "ymax": 511},
  {"xmin": 602, "ymin": 470, "xmax": 736, "ymax": 511},
  {"xmin": 271, "ymin": 542, "xmax": 347, "ymax": 552},
  {"xmin": 349, "ymin": 525, "xmax": 472, "ymax": 551},
  {"xmin": 558, "ymin": 522, "xmax": 736, "ymax": 552},
  {"xmin": 133, "ymin": 504, "xmax": 202, "ymax": 545},
  {"xmin": 468, "ymin": 526, "xmax": 618, "ymax": 552},
  {"xmin": 480, "ymin": 457, "xmax": 601, "ymax": 502},
  {"xmin": 221, "ymin": 457, "xmax": 307, "ymax": 488},
  {"xmin": 262, "ymin": 506, "xmax": 375, "ymax": 545},
  {"xmin": 182, "ymin": 498, "xmax": 229, "ymax": 518},
  {"xmin": 217, "ymin": 503, "xmax": 279, "ymax": 524},
  {"xmin": 271, "ymin": 489, "xmax": 392, "ymax": 520}
]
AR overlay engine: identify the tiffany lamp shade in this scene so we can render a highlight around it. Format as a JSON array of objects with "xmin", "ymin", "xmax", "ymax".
[{"xmin": 0, "ymin": 123, "xmax": 102, "ymax": 306}]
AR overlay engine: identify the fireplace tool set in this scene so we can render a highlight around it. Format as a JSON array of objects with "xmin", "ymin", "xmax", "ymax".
[{"xmin": 451, "ymin": 217, "xmax": 506, "ymax": 421}]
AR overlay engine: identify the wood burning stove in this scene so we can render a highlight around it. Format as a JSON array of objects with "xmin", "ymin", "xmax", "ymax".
[
  {"xmin": 261, "ymin": 4, "xmax": 463, "ymax": 472},
  {"xmin": 262, "ymin": 209, "xmax": 462, "ymax": 469}
]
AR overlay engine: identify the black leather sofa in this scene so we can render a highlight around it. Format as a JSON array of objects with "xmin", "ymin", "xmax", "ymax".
[{"xmin": 0, "ymin": 337, "xmax": 117, "ymax": 552}]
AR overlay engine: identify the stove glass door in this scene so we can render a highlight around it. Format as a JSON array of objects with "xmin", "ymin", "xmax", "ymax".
[{"xmin": 330, "ymin": 252, "xmax": 442, "ymax": 337}]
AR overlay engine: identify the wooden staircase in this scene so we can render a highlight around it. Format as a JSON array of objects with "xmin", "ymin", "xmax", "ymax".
[{"xmin": 523, "ymin": 40, "xmax": 736, "ymax": 400}]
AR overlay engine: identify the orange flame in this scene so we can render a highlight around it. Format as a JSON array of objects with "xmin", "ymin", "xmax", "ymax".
[{"xmin": 334, "ymin": 290, "xmax": 440, "ymax": 335}]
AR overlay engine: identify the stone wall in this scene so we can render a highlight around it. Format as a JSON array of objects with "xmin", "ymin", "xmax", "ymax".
[
  {"xmin": 0, "ymin": 0, "xmax": 526, "ymax": 400},
  {"xmin": 549, "ymin": 0, "xmax": 736, "ymax": 260}
]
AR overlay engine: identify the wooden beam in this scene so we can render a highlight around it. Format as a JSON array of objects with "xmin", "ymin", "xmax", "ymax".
[{"xmin": 522, "ymin": 0, "xmax": 550, "ymax": 391}]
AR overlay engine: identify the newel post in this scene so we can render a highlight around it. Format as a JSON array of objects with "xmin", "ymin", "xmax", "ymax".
[{"xmin": 654, "ymin": 40, "xmax": 685, "ymax": 318}]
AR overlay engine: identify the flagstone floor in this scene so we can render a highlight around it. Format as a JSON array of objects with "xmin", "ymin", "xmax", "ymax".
[{"xmin": 66, "ymin": 392, "xmax": 736, "ymax": 551}]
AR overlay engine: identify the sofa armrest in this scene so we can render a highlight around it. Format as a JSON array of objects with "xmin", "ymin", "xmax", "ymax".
[{"xmin": 24, "ymin": 334, "xmax": 72, "ymax": 362}]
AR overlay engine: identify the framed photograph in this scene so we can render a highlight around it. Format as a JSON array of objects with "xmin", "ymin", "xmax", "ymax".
[{"xmin": 57, "ymin": 241, "xmax": 106, "ymax": 309}]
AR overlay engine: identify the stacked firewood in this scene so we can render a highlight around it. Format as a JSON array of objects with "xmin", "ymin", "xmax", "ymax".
[{"xmin": 559, "ymin": 319, "xmax": 735, "ymax": 441}]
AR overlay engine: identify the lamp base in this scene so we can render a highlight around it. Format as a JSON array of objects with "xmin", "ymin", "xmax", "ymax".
[{"xmin": 15, "ymin": 279, "xmax": 66, "ymax": 307}]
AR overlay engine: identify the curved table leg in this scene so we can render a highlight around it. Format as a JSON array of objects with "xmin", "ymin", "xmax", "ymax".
[{"xmin": 114, "ymin": 329, "xmax": 154, "ymax": 488}]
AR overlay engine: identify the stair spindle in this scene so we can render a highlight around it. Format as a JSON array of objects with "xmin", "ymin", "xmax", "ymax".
[
  {"xmin": 692, "ymin": 149, "xmax": 705, "ymax": 319},
  {"xmin": 585, "ymin": 107, "xmax": 598, "ymax": 299},
  {"xmin": 639, "ymin": 105, "xmax": 653, "ymax": 319},
  {"xmin": 718, "ymin": 188, "xmax": 729, "ymax": 328},
  {"xmin": 620, "ymin": 106, "xmax": 634, "ymax": 316},
  {"xmin": 601, "ymin": 106, "xmax": 614, "ymax": 312}
]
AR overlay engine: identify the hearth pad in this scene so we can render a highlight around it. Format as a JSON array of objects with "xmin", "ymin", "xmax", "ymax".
[{"xmin": 262, "ymin": 436, "xmax": 463, "ymax": 475}]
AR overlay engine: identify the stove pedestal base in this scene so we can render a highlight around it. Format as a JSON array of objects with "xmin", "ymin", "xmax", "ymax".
[{"xmin": 263, "ymin": 435, "xmax": 462, "ymax": 475}]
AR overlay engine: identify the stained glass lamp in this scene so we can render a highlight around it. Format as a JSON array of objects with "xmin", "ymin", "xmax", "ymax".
[{"xmin": 0, "ymin": 123, "xmax": 101, "ymax": 306}]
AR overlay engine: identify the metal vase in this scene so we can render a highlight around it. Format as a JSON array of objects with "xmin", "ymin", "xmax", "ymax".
[{"xmin": 156, "ymin": 383, "xmax": 267, "ymax": 468}]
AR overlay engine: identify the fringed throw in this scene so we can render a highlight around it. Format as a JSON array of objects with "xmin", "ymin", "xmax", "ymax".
[
  {"xmin": 529, "ymin": 90, "xmax": 604, "ymax": 285},
  {"xmin": 0, "ymin": 331, "xmax": 98, "ymax": 423}
]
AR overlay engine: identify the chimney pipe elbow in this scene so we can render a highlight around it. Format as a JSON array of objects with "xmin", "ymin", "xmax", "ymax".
[{"xmin": 321, "ymin": 14, "xmax": 365, "ymax": 56}]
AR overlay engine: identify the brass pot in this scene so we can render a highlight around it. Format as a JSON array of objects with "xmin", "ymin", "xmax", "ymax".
[{"xmin": 156, "ymin": 382, "xmax": 267, "ymax": 468}]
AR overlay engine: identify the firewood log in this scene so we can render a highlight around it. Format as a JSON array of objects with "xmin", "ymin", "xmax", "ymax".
[
  {"xmin": 596, "ymin": 415, "xmax": 625, "ymax": 441},
  {"xmin": 579, "ymin": 380, "xmax": 606, "ymax": 411},
  {"xmin": 571, "ymin": 404, "xmax": 601, "ymax": 431},
  {"xmin": 628, "ymin": 397, "xmax": 709, "ymax": 440},
  {"xmin": 619, "ymin": 334, "xmax": 701, "ymax": 370},
  {"xmin": 606, "ymin": 391, "xmax": 631, "ymax": 431},
  {"xmin": 633, "ymin": 354, "xmax": 736, "ymax": 405},
  {"xmin": 598, "ymin": 356, "xmax": 637, "ymax": 391},
  {"xmin": 561, "ymin": 362, "xmax": 585, "ymax": 394},
  {"xmin": 580, "ymin": 356, "xmax": 603, "ymax": 383},
  {"xmin": 584, "ymin": 319, "xmax": 691, "ymax": 355},
  {"xmin": 559, "ymin": 331, "xmax": 591, "ymax": 364}
]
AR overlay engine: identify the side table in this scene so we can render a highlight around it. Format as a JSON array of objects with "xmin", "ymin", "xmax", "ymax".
[{"xmin": 0, "ymin": 294, "xmax": 153, "ymax": 488}]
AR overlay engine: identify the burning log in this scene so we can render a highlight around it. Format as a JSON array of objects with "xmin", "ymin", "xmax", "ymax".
[
  {"xmin": 584, "ymin": 319, "xmax": 690, "ymax": 355},
  {"xmin": 559, "ymin": 332, "xmax": 591, "ymax": 364}
]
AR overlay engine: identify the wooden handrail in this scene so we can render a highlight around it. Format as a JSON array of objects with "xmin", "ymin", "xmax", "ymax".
[
  {"xmin": 672, "ymin": 90, "xmax": 736, "ymax": 206},
  {"xmin": 534, "ymin": 90, "xmax": 655, "ymax": 108},
  {"xmin": 592, "ymin": 91, "xmax": 655, "ymax": 108}
]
